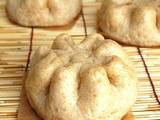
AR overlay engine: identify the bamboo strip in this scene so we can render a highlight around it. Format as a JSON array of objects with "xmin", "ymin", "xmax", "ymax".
[{"xmin": 0, "ymin": 0, "xmax": 160, "ymax": 119}]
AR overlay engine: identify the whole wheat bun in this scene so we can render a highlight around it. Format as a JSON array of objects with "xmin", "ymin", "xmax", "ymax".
[
  {"xmin": 98, "ymin": 0, "xmax": 160, "ymax": 47},
  {"xmin": 6, "ymin": 0, "xmax": 82, "ymax": 27},
  {"xmin": 25, "ymin": 33, "xmax": 137, "ymax": 120}
]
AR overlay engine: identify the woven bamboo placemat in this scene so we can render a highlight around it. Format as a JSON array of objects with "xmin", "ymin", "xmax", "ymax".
[{"xmin": 0, "ymin": 0, "xmax": 160, "ymax": 120}]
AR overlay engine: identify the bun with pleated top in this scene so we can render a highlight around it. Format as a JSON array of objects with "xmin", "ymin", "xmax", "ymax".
[
  {"xmin": 98, "ymin": 0, "xmax": 160, "ymax": 47},
  {"xmin": 25, "ymin": 33, "xmax": 137, "ymax": 120},
  {"xmin": 6, "ymin": 0, "xmax": 82, "ymax": 27}
]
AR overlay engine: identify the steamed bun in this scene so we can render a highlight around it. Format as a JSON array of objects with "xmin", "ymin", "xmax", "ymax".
[
  {"xmin": 6, "ymin": 0, "xmax": 82, "ymax": 27},
  {"xmin": 26, "ymin": 33, "xmax": 137, "ymax": 120}
]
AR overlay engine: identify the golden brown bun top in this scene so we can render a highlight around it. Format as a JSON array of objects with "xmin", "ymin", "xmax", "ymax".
[
  {"xmin": 26, "ymin": 33, "xmax": 137, "ymax": 120},
  {"xmin": 6, "ymin": 0, "xmax": 82, "ymax": 27}
]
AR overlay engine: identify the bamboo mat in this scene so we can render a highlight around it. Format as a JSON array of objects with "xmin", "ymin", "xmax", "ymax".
[{"xmin": 0, "ymin": 0, "xmax": 160, "ymax": 120}]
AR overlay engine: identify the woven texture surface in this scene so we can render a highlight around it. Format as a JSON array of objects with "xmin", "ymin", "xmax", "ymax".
[{"xmin": 0, "ymin": 0, "xmax": 160, "ymax": 120}]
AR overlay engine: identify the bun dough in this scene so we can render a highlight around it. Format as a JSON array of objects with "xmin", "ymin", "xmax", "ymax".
[
  {"xmin": 6, "ymin": 0, "xmax": 82, "ymax": 27},
  {"xmin": 25, "ymin": 33, "xmax": 137, "ymax": 120},
  {"xmin": 98, "ymin": 0, "xmax": 160, "ymax": 47}
]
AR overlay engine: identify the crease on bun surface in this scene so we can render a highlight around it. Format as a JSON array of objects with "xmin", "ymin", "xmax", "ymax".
[
  {"xmin": 6, "ymin": 0, "xmax": 82, "ymax": 27},
  {"xmin": 98, "ymin": 0, "xmax": 160, "ymax": 47},
  {"xmin": 25, "ymin": 33, "xmax": 137, "ymax": 120}
]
